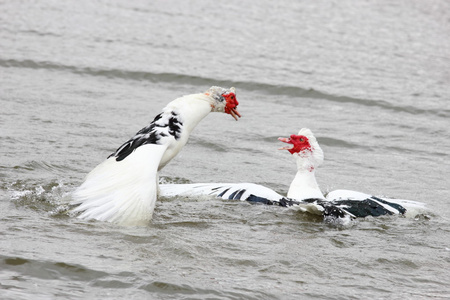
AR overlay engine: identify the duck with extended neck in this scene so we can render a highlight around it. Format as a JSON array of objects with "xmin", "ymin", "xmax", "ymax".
[{"xmin": 71, "ymin": 86, "xmax": 241, "ymax": 226}]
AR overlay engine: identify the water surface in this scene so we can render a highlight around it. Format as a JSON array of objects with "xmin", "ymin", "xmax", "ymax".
[{"xmin": 1, "ymin": 0, "xmax": 449, "ymax": 299}]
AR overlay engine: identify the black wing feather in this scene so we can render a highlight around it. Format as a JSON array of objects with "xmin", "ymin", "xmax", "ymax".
[{"xmin": 108, "ymin": 111, "xmax": 183, "ymax": 161}]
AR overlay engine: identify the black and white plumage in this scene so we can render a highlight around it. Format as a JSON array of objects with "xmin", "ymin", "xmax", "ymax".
[
  {"xmin": 109, "ymin": 111, "xmax": 183, "ymax": 163},
  {"xmin": 159, "ymin": 128, "xmax": 425, "ymax": 224},
  {"xmin": 71, "ymin": 86, "xmax": 241, "ymax": 226}
]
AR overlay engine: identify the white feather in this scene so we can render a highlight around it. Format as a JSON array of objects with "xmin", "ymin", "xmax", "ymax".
[
  {"xmin": 326, "ymin": 189, "xmax": 372, "ymax": 201},
  {"xmin": 159, "ymin": 182, "xmax": 326, "ymax": 216},
  {"xmin": 72, "ymin": 144, "xmax": 167, "ymax": 226},
  {"xmin": 160, "ymin": 182, "xmax": 283, "ymax": 201}
]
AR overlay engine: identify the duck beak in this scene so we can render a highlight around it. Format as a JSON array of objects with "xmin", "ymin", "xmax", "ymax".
[
  {"xmin": 228, "ymin": 107, "xmax": 241, "ymax": 121},
  {"xmin": 278, "ymin": 137, "xmax": 292, "ymax": 150},
  {"xmin": 224, "ymin": 100, "xmax": 241, "ymax": 121}
]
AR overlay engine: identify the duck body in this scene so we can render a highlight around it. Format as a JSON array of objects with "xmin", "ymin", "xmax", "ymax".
[
  {"xmin": 159, "ymin": 128, "xmax": 426, "ymax": 224},
  {"xmin": 71, "ymin": 87, "xmax": 241, "ymax": 226}
]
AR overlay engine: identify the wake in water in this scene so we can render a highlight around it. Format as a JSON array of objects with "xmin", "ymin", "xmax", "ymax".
[{"xmin": 6, "ymin": 176, "xmax": 431, "ymax": 228}]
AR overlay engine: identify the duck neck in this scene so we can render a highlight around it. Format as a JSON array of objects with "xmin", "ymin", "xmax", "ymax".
[
  {"xmin": 166, "ymin": 93, "xmax": 213, "ymax": 134},
  {"xmin": 157, "ymin": 94, "xmax": 213, "ymax": 171},
  {"xmin": 287, "ymin": 168, "xmax": 325, "ymax": 200}
]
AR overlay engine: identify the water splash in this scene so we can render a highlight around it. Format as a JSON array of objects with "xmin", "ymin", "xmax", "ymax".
[{"xmin": 9, "ymin": 179, "xmax": 73, "ymax": 217}]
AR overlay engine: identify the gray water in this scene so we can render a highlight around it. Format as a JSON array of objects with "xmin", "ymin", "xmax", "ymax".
[{"xmin": 1, "ymin": 0, "xmax": 449, "ymax": 299}]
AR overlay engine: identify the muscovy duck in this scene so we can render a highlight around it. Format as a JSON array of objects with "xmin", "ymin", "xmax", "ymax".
[
  {"xmin": 159, "ymin": 128, "xmax": 425, "ymax": 224},
  {"xmin": 71, "ymin": 86, "xmax": 241, "ymax": 226}
]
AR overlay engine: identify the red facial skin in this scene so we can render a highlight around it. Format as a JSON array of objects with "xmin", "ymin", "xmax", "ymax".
[
  {"xmin": 222, "ymin": 92, "xmax": 241, "ymax": 121},
  {"xmin": 278, "ymin": 134, "xmax": 312, "ymax": 154}
]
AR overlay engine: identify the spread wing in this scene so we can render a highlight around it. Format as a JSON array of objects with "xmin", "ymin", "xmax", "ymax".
[
  {"xmin": 72, "ymin": 144, "xmax": 168, "ymax": 226},
  {"xmin": 159, "ymin": 183, "xmax": 352, "ymax": 223},
  {"xmin": 326, "ymin": 189, "xmax": 427, "ymax": 218}
]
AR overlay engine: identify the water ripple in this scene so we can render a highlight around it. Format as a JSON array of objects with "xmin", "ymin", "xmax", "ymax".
[
  {"xmin": 1, "ymin": 58, "xmax": 448, "ymax": 118},
  {"xmin": 1, "ymin": 255, "xmax": 108, "ymax": 281}
]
